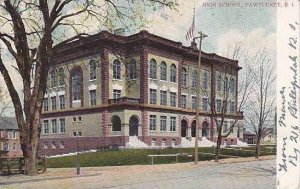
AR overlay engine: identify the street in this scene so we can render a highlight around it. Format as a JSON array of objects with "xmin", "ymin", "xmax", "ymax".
[{"xmin": 1, "ymin": 158, "xmax": 275, "ymax": 189}]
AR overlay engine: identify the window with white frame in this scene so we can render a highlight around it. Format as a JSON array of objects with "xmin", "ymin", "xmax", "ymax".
[
  {"xmin": 202, "ymin": 98, "xmax": 208, "ymax": 111},
  {"xmin": 129, "ymin": 59, "xmax": 137, "ymax": 79},
  {"xmin": 170, "ymin": 117, "xmax": 176, "ymax": 131},
  {"xmin": 160, "ymin": 90, "xmax": 167, "ymax": 106},
  {"xmin": 51, "ymin": 96, "xmax": 56, "ymax": 110},
  {"xmin": 89, "ymin": 60, "xmax": 97, "ymax": 80},
  {"xmin": 149, "ymin": 115, "xmax": 156, "ymax": 131},
  {"xmin": 229, "ymin": 78, "xmax": 235, "ymax": 94},
  {"xmin": 192, "ymin": 70, "xmax": 197, "ymax": 88},
  {"xmin": 181, "ymin": 95, "xmax": 187, "ymax": 108},
  {"xmin": 12, "ymin": 130, "xmax": 16, "ymax": 139},
  {"xmin": 182, "ymin": 67, "xmax": 188, "ymax": 86},
  {"xmin": 217, "ymin": 74, "xmax": 222, "ymax": 92},
  {"xmin": 170, "ymin": 92, "xmax": 176, "ymax": 107},
  {"xmin": 59, "ymin": 95, "xmax": 65, "ymax": 109},
  {"xmin": 170, "ymin": 64, "xmax": 177, "ymax": 82},
  {"xmin": 58, "ymin": 68, "xmax": 65, "ymax": 86},
  {"xmin": 90, "ymin": 90, "xmax": 97, "ymax": 106},
  {"xmin": 149, "ymin": 59, "xmax": 157, "ymax": 79},
  {"xmin": 43, "ymin": 120, "xmax": 49, "ymax": 134},
  {"xmin": 230, "ymin": 121, "xmax": 234, "ymax": 133},
  {"xmin": 113, "ymin": 59, "xmax": 121, "ymax": 79},
  {"xmin": 43, "ymin": 98, "xmax": 48, "ymax": 111},
  {"xmin": 113, "ymin": 89, "xmax": 121, "ymax": 99},
  {"xmin": 71, "ymin": 70, "xmax": 82, "ymax": 101},
  {"xmin": 13, "ymin": 143, "xmax": 16, "ymax": 151},
  {"xmin": 51, "ymin": 119, "xmax": 58, "ymax": 134},
  {"xmin": 224, "ymin": 77, "xmax": 229, "ymax": 93},
  {"xmin": 160, "ymin": 116, "xmax": 167, "ymax": 131},
  {"xmin": 223, "ymin": 100, "xmax": 228, "ymax": 113},
  {"xmin": 223, "ymin": 121, "xmax": 228, "ymax": 132},
  {"xmin": 160, "ymin": 61, "xmax": 167, "ymax": 81},
  {"xmin": 216, "ymin": 99, "xmax": 222, "ymax": 112},
  {"xmin": 192, "ymin": 96, "xmax": 197, "ymax": 109},
  {"xmin": 202, "ymin": 71, "xmax": 208, "ymax": 90},
  {"xmin": 60, "ymin": 118, "xmax": 65, "ymax": 134},
  {"xmin": 150, "ymin": 89, "xmax": 157, "ymax": 104},
  {"xmin": 229, "ymin": 101, "xmax": 235, "ymax": 113}
]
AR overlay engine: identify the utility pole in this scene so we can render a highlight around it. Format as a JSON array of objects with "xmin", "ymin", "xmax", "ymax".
[{"xmin": 194, "ymin": 31, "xmax": 208, "ymax": 164}]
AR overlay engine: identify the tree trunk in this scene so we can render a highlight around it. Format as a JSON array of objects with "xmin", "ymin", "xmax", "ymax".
[
  {"xmin": 21, "ymin": 111, "xmax": 41, "ymax": 176},
  {"xmin": 215, "ymin": 134, "xmax": 222, "ymax": 162},
  {"xmin": 255, "ymin": 137, "xmax": 261, "ymax": 159}
]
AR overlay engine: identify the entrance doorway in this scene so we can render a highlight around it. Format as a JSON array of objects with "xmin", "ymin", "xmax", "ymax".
[
  {"xmin": 181, "ymin": 120, "xmax": 188, "ymax": 137},
  {"xmin": 129, "ymin": 115, "xmax": 139, "ymax": 136},
  {"xmin": 191, "ymin": 121, "xmax": 196, "ymax": 137}
]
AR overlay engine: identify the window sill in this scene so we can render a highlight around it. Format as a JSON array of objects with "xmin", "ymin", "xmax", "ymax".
[
  {"xmin": 89, "ymin": 79, "xmax": 97, "ymax": 82},
  {"xmin": 128, "ymin": 79, "xmax": 137, "ymax": 81},
  {"xmin": 112, "ymin": 79, "xmax": 122, "ymax": 81}
]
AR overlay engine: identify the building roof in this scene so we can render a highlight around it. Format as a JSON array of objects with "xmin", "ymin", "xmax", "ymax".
[{"xmin": 0, "ymin": 117, "xmax": 18, "ymax": 130}]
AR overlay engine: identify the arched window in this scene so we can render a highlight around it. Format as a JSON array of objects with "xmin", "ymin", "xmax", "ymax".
[
  {"xmin": 202, "ymin": 71, "xmax": 208, "ymax": 90},
  {"xmin": 129, "ymin": 59, "xmax": 137, "ymax": 79},
  {"xmin": 182, "ymin": 67, "xmax": 188, "ymax": 86},
  {"xmin": 192, "ymin": 70, "xmax": 197, "ymax": 88},
  {"xmin": 229, "ymin": 78, "xmax": 235, "ymax": 94},
  {"xmin": 149, "ymin": 59, "xmax": 157, "ymax": 79},
  {"xmin": 70, "ymin": 67, "xmax": 83, "ymax": 101},
  {"xmin": 50, "ymin": 69, "xmax": 57, "ymax": 88},
  {"xmin": 111, "ymin": 115, "xmax": 121, "ymax": 131},
  {"xmin": 170, "ymin": 64, "xmax": 176, "ymax": 82},
  {"xmin": 217, "ymin": 75, "xmax": 222, "ymax": 92},
  {"xmin": 160, "ymin": 61, "xmax": 167, "ymax": 81},
  {"xmin": 58, "ymin": 68, "xmax": 65, "ymax": 86},
  {"xmin": 113, "ymin": 59, "xmax": 121, "ymax": 79},
  {"xmin": 89, "ymin": 60, "xmax": 97, "ymax": 80}
]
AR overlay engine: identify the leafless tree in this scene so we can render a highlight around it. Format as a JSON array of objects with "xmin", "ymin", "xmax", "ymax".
[
  {"xmin": 243, "ymin": 49, "xmax": 276, "ymax": 159},
  {"xmin": 0, "ymin": 0, "xmax": 177, "ymax": 175},
  {"xmin": 0, "ymin": 85, "xmax": 10, "ymax": 117}
]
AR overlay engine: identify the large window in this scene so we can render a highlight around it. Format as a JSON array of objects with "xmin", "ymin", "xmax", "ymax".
[
  {"xmin": 182, "ymin": 68, "xmax": 188, "ymax": 86},
  {"xmin": 181, "ymin": 95, "xmax": 187, "ymax": 108},
  {"xmin": 51, "ymin": 96, "xmax": 56, "ymax": 111},
  {"xmin": 160, "ymin": 90, "xmax": 167, "ymax": 106},
  {"xmin": 43, "ymin": 98, "xmax": 48, "ymax": 111},
  {"xmin": 89, "ymin": 60, "xmax": 97, "ymax": 80},
  {"xmin": 90, "ymin": 90, "xmax": 97, "ymax": 106},
  {"xmin": 50, "ymin": 69, "xmax": 57, "ymax": 88},
  {"xmin": 202, "ymin": 71, "xmax": 208, "ymax": 90},
  {"xmin": 43, "ymin": 120, "xmax": 49, "ymax": 134},
  {"xmin": 51, "ymin": 119, "xmax": 57, "ymax": 134},
  {"xmin": 113, "ymin": 59, "xmax": 121, "ymax": 79},
  {"xmin": 149, "ymin": 59, "xmax": 157, "ymax": 79},
  {"xmin": 217, "ymin": 74, "xmax": 222, "ymax": 92},
  {"xmin": 150, "ymin": 89, "xmax": 157, "ymax": 104},
  {"xmin": 170, "ymin": 64, "xmax": 177, "ymax": 82},
  {"xmin": 160, "ymin": 116, "xmax": 167, "ymax": 131},
  {"xmin": 60, "ymin": 118, "xmax": 65, "ymax": 133},
  {"xmin": 229, "ymin": 78, "xmax": 235, "ymax": 94},
  {"xmin": 192, "ymin": 71, "xmax": 197, "ymax": 88},
  {"xmin": 71, "ymin": 69, "xmax": 82, "ymax": 101},
  {"xmin": 170, "ymin": 117, "xmax": 176, "ymax": 131},
  {"xmin": 223, "ymin": 121, "xmax": 228, "ymax": 132},
  {"xmin": 129, "ymin": 59, "xmax": 137, "ymax": 79},
  {"xmin": 202, "ymin": 98, "xmax": 208, "ymax": 111},
  {"xmin": 59, "ymin": 95, "xmax": 65, "ymax": 109},
  {"xmin": 229, "ymin": 101, "xmax": 235, "ymax": 113},
  {"xmin": 58, "ymin": 68, "xmax": 65, "ymax": 86},
  {"xmin": 149, "ymin": 115, "xmax": 156, "ymax": 131},
  {"xmin": 170, "ymin": 92, "xmax": 176, "ymax": 107},
  {"xmin": 112, "ymin": 115, "xmax": 121, "ymax": 131},
  {"xmin": 160, "ymin": 61, "xmax": 167, "ymax": 81},
  {"xmin": 216, "ymin": 99, "xmax": 222, "ymax": 112},
  {"xmin": 113, "ymin": 89, "xmax": 121, "ymax": 99}
]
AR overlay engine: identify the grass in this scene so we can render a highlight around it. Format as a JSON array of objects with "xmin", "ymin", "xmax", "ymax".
[{"xmin": 47, "ymin": 147, "xmax": 276, "ymax": 168}]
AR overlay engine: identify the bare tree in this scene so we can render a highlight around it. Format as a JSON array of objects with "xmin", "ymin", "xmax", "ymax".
[
  {"xmin": 0, "ymin": 0, "xmax": 177, "ymax": 175},
  {"xmin": 244, "ymin": 49, "xmax": 276, "ymax": 159},
  {"xmin": 0, "ymin": 85, "xmax": 10, "ymax": 117}
]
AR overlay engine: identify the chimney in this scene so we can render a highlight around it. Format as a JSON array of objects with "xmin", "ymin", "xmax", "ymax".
[{"xmin": 114, "ymin": 28, "xmax": 125, "ymax": 36}]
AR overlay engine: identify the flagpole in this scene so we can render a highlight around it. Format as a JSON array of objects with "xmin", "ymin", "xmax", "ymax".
[{"xmin": 194, "ymin": 31, "xmax": 208, "ymax": 165}]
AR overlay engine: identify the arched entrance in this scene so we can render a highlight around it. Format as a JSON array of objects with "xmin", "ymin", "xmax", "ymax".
[
  {"xmin": 129, "ymin": 115, "xmax": 139, "ymax": 136},
  {"xmin": 181, "ymin": 119, "xmax": 188, "ymax": 137},
  {"xmin": 191, "ymin": 121, "xmax": 196, "ymax": 137},
  {"xmin": 202, "ymin": 121, "xmax": 209, "ymax": 137}
]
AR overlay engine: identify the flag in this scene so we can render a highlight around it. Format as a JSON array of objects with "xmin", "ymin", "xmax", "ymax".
[{"xmin": 185, "ymin": 7, "xmax": 195, "ymax": 41}]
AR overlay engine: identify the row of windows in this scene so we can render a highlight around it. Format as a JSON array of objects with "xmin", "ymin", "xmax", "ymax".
[
  {"xmin": 1, "ymin": 130, "xmax": 17, "ymax": 139},
  {"xmin": 217, "ymin": 75, "xmax": 235, "ymax": 94},
  {"xmin": 149, "ymin": 89, "xmax": 177, "ymax": 107},
  {"xmin": 149, "ymin": 115, "xmax": 177, "ymax": 132},
  {"xmin": 216, "ymin": 121, "xmax": 236, "ymax": 133},
  {"xmin": 1, "ymin": 142, "xmax": 19, "ymax": 151},
  {"xmin": 113, "ymin": 59, "xmax": 137, "ymax": 80},
  {"xmin": 216, "ymin": 99, "xmax": 236, "ymax": 113},
  {"xmin": 149, "ymin": 59, "xmax": 177, "ymax": 82},
  {"xmin": 42, "ymin": 119, "xmax": 65, "ymax": 134}
]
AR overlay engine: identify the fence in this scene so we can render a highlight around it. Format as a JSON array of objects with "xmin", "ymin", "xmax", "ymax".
[{"xmin": 0, "ymin": 157, "xmax": 47, "ymax": 175}]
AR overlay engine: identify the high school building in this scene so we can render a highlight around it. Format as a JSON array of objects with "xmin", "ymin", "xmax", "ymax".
[{"xmin": 39, "ymin": 30, "xmax": 244, "ymax": 156}]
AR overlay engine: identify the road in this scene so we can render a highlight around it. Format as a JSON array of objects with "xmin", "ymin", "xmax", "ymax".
[{"xmin": 1, "ymin": 159, "xmax": 276, "ymax": 189}]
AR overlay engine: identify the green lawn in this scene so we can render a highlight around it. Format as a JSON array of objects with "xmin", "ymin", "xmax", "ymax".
[{"xmin": 47, "ymin": 147, "xmax": 276, "ymax": 168}]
